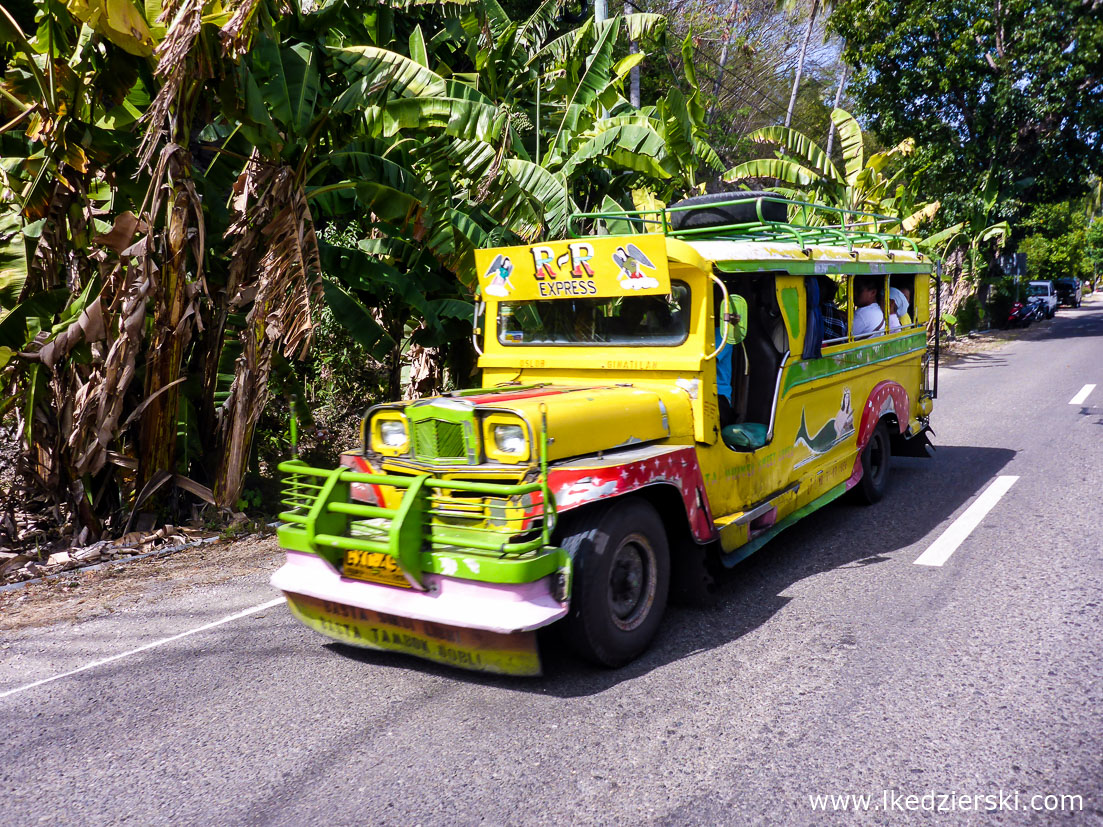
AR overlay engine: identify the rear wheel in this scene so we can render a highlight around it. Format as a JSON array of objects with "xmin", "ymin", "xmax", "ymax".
[
  {"xmin": 561, "ymin": 498, "xmax": 670, "ymax": 667},
  {"xmin": 855, "ymin": 420, "xmax": 891, "ymax": 505}
]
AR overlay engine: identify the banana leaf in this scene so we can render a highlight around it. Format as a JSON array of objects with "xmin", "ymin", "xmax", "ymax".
[
  {"xmin": 830, "ymin": 109, "xmax": 865, "ymax": 186},
  {"xmin": 248, "ymin": 38, "xmax": 321, "ymax": 142},
  {"xmin": 723, "ymin": 157, "xmax": 821, "ymax": 188},
  {"xmin": 563, "ymin": 124, "xmax": 669, "ymax": 180},
  {"xmin": 744, "ymin": 125, "xmax": 843, "ymax": 184},
  {"xmin": 321, "ymin": 279, "xmax": 395, "ymax": 361}
]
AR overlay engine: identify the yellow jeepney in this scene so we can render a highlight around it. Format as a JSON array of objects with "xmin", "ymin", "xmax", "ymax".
[{"xmin": 273, "ymin": 194, "xmax": 936, "ymax": 675}]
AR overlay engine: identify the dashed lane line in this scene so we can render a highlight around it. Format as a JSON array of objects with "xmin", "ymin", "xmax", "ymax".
[
  {"xmin": 914, "ymin": 476, "xmax": 1019, "ymax": 567},
  {"xmin": 1069, "ymin": 384, "xmax": 1096, "ymax": 405},
  {"xmin": 0, "ymin": 597, "xmax": 286, "ymax": 700}
]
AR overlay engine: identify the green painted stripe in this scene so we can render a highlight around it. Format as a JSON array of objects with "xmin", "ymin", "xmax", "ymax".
[
  {"xmin": 714, "ymin": 260, "xmax": 929, "ymax": 275},
  {"xmin": 721, "ymin": 483, "xmax": 848, "ymax": 567},
  {"xmin": 781, "ymin": 286, "xmax": 801, "ymax": 339},
  {"xmin": 783, "ymin": 332, "xmax": 927, "ymax": 394}
]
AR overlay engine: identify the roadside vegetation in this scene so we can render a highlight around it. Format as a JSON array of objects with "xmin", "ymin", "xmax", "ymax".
[{"xmin": 0, "ymin": 0, "xmax": 1099, "ymax": 568}]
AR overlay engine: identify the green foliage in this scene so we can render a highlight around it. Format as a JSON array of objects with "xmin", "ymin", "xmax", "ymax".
[
  {"xmin": 984, "ymin": 281, "xmax": 1016, "ymax": 329},
  {"xmin": 1086, "ymin": 220, "xmax": 1103, "ymax": 277},
  {"xmin": 1016, "ymin": 200, "xmax": 1092, "ymax": 283},
  {"xmin": 954, "ymin": 295, "xmax": 982, "ymax": 335},
  {"xmin": 0, "ymin": 0, "xmax": 721, "ymax": 540},
  {"xmin": 830, "ymin": 0, "xmax": 1103, "ymax": 213}
]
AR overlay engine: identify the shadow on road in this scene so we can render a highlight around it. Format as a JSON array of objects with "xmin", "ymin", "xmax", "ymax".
[
  {"xmin": 327, "ymin": 444, "xmax": 1017, "ymax": 696},
  {"xmin": 940, "ymin": 351, "xmax": 1009, "ymax": 370},
  {"xmin": 1023, "ymin": 305, "xmax": 1103, "ymax": 341}
]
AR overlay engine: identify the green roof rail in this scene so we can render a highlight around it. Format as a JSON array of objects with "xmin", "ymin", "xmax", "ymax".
[{"xmin": 569, "ymin": 195, "xmax": 921, "ymax": 255}]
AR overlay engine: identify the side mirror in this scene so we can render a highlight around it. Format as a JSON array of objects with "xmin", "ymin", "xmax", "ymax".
[{"xmin": 725, "ymin": 294, "xmax": 748, "ymax": 345}]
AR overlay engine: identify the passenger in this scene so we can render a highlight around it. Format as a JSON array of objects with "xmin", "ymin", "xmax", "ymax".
[
  {"xmin": 715, "ymin": 326, "xmax": 734, "ymax": 425},
  {"xmin": 818, "ymin": 276, "xmax": 847, "ymax": 341},
  {"xmin": 888, "ymin": 287, "xmax": 910, "ymax": 332},
  {"xmin": 852, "ymin": 276, "xmax": 884, "ymax": 337},
  {"xmin": 891, "ymin": 285, "xmax": 913, "ymax": 326}
]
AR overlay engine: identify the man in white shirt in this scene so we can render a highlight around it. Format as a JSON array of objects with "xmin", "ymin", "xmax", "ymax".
[{"xmin": 852, "ymin": 276, "xmax": 884, "ymax": 337}]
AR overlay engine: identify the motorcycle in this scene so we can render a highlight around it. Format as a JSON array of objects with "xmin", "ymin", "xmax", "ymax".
[{"xmin": 1008, "ymin": 297, "xmax": 1046, "ymax": 328}]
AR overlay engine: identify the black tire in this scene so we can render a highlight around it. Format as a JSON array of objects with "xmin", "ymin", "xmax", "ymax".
[
  {"xmin": 855, "ymin": 420, "xmax": 891, "ymax": 505},
  {"xmin": 668, "ymin": 190, "xmax": 787, "ymax": 231},
  {"xmin": 561, "ymin": 498, "xmax": 670, "ymax": 667}
]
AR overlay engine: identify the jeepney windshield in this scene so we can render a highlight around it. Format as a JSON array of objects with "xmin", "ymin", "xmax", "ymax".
[{"xmin": 497, "ymin": 282, "xmax": 691, "ymax": 346}]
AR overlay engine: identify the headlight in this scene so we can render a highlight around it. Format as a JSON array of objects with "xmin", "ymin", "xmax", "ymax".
[
  {"xmin": 493, "ymin": 424, "xmax": 527, "ymax": 454},
  {"xmin": 379, "ymin": 419, "xmax": 408, "ymax": 447}
]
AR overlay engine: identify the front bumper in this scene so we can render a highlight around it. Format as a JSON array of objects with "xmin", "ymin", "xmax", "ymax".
[{"xmin": 271, "ymin": 551, "xmax": 568, "ymax": 634}]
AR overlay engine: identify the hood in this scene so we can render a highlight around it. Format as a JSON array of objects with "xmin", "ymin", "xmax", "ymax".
[{"xmin": 403, "ymin": 384, "xmax": 677, "ymax": 463}]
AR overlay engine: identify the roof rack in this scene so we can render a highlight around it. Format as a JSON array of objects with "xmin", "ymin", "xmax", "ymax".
[{"xmin": 569, "ymin": 195, "xmax": 921, "ymax": 254}]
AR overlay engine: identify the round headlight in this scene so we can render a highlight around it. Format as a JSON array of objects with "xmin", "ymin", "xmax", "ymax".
[
  {"xmin": 493, "ymin": 424, "xmax": 527, "ymax": 454},
  {"xmin": 379, "ymin": 419, "xmax": 408, "ymax": 447}
]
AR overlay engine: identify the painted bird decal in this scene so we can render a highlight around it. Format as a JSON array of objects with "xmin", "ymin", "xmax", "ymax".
[
  {"xmin": 613, "ymin": 243, "xmax": 660, "ymax": 290},
  {"xmin": 613, "ymin": 243, "xmax": 655, "ymax": 279},
  {"xmin": 484, "ymin": 254, "xmax": 513, "ymax": 297}
]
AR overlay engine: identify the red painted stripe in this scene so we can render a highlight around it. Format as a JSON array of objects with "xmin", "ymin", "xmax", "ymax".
[{"xmin": 463, "ymin": 386, "xmax": 595, "ymax": 405}]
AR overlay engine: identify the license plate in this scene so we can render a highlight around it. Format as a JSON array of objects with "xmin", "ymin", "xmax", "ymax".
[{"xmin": 343, "ymin": 549, "xmax": 411, "ymax": 589}]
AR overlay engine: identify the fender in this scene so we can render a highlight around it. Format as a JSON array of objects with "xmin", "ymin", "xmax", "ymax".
[
  {"xmin": 548, "ymin": 444, "xmax": 717, "ymax": 543},
  {"xmin": 847, "ymin": 380, "xmax": 909, "ymax": 489}
]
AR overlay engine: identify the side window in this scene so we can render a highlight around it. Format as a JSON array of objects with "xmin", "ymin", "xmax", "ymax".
[
  {"xmin": 818, "ymin": 275, "xmax": 848, "ymax": 346},
  {"xmin": 890, "ymin": 275, "xmax": 916, "ymax": 329},
  {"xmin": 851, "ymin": 275, "xmax": 886, "ymax": 339}
]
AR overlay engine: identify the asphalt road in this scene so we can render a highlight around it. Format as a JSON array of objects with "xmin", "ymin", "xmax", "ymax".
[{"xmin": 3, "ymin": 300, "xmax": 1102, "ymax": 826}]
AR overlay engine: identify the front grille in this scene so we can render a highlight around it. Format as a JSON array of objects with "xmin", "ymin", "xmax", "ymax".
[{"xmin": 412, "ymin": 419, "xmax": 466, "ymax": 459}]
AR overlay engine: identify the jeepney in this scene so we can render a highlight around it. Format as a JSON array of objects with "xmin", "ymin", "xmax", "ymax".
[{"xmin": 273, "ymin": 194, "xmax": 937, "ymax": 676}]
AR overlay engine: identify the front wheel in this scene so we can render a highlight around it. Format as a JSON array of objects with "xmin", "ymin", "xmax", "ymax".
[
  {"xmin": 854, "ymin": 420, "xmax": 891, "ymax": 505},
  {"xmin": 561, "ymin": 498, "xmax": 670, "ymax": 667}
]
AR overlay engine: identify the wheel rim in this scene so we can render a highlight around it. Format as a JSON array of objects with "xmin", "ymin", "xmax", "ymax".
[
  {"xmin": 869, "ymin": 428, "xmax": 889, "ymax": 487},
  {"xmin": 607, "ymin": 534, "xmax": 657, "ymax": 632}
]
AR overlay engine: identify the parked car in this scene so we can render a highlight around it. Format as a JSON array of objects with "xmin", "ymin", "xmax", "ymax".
[
  {"xmin": 1055, "ymin": 277, "xmax": 1082, "ymax": 307},
  {"xmin": 1025, "ymin": 280, "xmax": 1058, "ymax": 318}
]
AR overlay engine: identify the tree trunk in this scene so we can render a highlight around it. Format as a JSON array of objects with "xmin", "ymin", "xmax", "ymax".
[
  {"xmin": 707, "ymin": 0, "xmax": 740, "ymax": 124},
  {"xmin": 625, "ymin": 1, "xmax": 640, "ymax": 107},
  {"xmin": 137, "ymin": 147, "xmax": 197, "ymax": 500},
  {"xmin": 825, "ymin": 61, "xmax": 848, "ymax": 158},
  {"xmin": 784, "ymin": 0, "xmax": 819, "ymax": 128}
]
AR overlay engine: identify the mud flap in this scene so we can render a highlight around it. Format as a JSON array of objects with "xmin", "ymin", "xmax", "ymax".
[
  {"xmin": 285, "ymin": 593, "xmax": 542, "ymax": 677},
  {"xmin": 892, "ymin": 426, "xmax": 935, "ymax": 458}
]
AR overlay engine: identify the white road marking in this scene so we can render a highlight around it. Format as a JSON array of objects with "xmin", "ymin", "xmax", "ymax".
[
  {"xmin": 0, "ymin": 597, "xmax": 286, "ymax": 700},
  {"xmin": 914, "ymin": 476, "xmax": 1019, "ymax": 567},
  {"xmin": 1069, "ymin": 384, "xmax": 1096, "ymax": 405}
]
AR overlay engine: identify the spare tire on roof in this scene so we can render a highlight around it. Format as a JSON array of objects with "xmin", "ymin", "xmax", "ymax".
[{"xmin": 668, "ymin": 190, "xmax": 788, "ymax": 231}]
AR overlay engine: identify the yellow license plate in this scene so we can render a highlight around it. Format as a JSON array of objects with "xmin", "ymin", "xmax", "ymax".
[{"xmin": 343, "ymin": 549, "xmax": 411, "ymax": 588}]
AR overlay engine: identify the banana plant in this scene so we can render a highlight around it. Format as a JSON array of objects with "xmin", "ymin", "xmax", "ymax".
[{"xmin": 723, "ymin": 107, "xmax": 939, "ymax": 231}]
